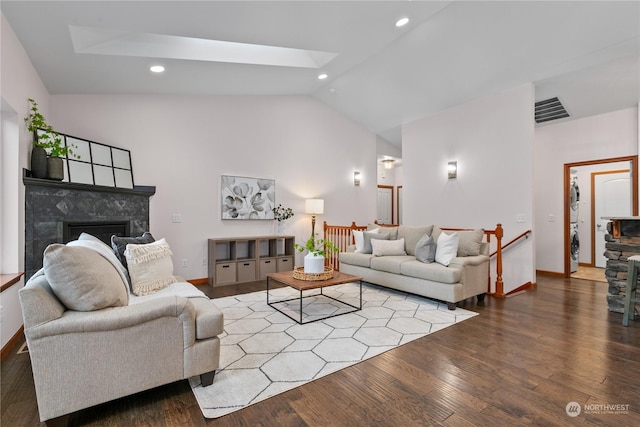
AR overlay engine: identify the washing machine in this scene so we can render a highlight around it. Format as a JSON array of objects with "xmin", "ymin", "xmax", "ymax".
[
  {"xmin": 570, "ymin": 223, "xmax": 580, "ymax": 272},
  {"xmin": 570, "ymin": 172, "xmax": 579, "ymax": 223}
]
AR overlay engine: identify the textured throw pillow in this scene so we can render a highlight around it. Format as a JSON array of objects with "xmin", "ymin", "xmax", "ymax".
[
  {"xmin": 435, "ymin": 231, "xmax": 459, "ymax": 266},
  {"xmin": 415, "ymin": 234, "xmax": 437, "ymax": 263},
  {"xmin": 362, "ymin": 232, "xmax": 389, "ymax": 254},
  {"xmin": 371, "ymin": 238, "xmax": 407, "ymax": 257},
  {"xmin": 457, "ymin": 229, "xmax": 484, "ymax": 256},
  {"xmin": 111, "ymin": 232, "xmax": 155, "ymax": 269},
  {"xmin": 43, "ymin": 244, "xmax": 128, "ymax": 311},
  {"xmin": 354, "ymin": 228, "xmax": 379, "ymax": 253},
  {"xmin": 125, "ymin": 238, "xmax": 177, "ymax": 296}
]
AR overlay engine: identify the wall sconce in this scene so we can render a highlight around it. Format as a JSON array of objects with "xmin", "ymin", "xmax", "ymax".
[
  {"xmin": 354, "ymin": 171, "xmax": 361, "ymax": 186},
  {"xmin": 305, "ymin": 198, "xmax": 324, "ymax": 236},
  {"xmin": 447, "ymin": 161, "xmax": 458, "ymax": 179}
]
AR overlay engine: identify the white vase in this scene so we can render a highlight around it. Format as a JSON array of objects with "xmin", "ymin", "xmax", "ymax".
[
  {"xmin": 304, "ymin": 253, "xmax": 325, "ymax": 274},
  {"xmin": 277, "ymin": 221, "xmax": 285, "ymax": 236}
]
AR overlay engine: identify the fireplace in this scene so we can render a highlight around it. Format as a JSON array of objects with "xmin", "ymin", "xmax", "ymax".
[
  {"xmin": 24, "ymin": 170, "xmax": 155, "ymax": 280},
  {"xmin": 63, "ymin": 221, "xmax": 131, "ymax": 245}
]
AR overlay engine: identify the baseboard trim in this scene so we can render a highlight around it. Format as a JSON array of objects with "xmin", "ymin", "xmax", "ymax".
[
  {"xmin": 1, "ymin": 326, "xmax": 24, "ymax": 361},
  {"xmin": 536, "ymin": 269, "xmax": 565, "ymax": 278},
  {"xmin": 505, "ymin": 281, "xmax": 536, "ymax": 298}
]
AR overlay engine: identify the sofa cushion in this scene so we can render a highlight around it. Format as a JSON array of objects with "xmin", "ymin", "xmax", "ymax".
[
  {"xmin": 400, "ymin": 260, "xmax": 462, "ymax": 284},
  {"xmin": 397, "ymin": 225, "xmax": 434, "ymax": 256},
  {"xmin": 43, "ymin": 244, "xmax": 129, "ymax": 311},
  {"xmin": 370, "ymin": 255, "xmax": 414, "ymax": 274},
  {"xmin": 362, "ymin": 231, "xmax": 389, "ymax": 254},
  {"xmin": 371, "ymin": 238, "xmax": 407, "ymax": 256},
  {"xmin": 457, "ymin": 229, "xmax": 484, "ymax": 256},
  {"xmin": 340, "ymin": 252, "xmax": 375, "ymax": 268},
  {"xmin": 368, "ymin": 224, "xmax": 399, "ymax": 240},
  {"xmin": 125, "ymin": 238, "xmax": 178, "ymax": 296},
  {"xmin": 111, "ymin": 232, "xmax": 155, "ymax": 269},
  {"xmin": 353, "ymin": 228, "xmax": 378, "ymax": 253},
  {"xmin": 415, "ymin": 234, "xmax": 437, "ymax": 263},
  {"xmin": 435, "ymin": 231, "xmax": 459, "ymax": 266}
]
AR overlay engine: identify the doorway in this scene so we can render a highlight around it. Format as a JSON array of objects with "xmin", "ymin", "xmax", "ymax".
[
  {"xmin": 564, "ymin": 156, "xmax": 638, "ymax": 277},
  {"xmin": 376, "ymin": 185, "xmax": 394, "ymax": 224}
]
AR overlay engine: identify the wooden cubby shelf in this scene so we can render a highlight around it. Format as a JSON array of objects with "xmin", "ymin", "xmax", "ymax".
[{"xmin": 208, "ymin": 235, "xmax": 295, "ymax": 286}]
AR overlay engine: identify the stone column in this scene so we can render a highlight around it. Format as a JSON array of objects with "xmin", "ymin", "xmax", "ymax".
[{"xmin": 604, "ymin": 217, "xmax": 640, "ymax": 313}]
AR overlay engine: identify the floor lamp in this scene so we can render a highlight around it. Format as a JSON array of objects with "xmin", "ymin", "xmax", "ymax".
[{"xmin": 305, "ymin": 199, "xmax": 324, "ymax": 237}]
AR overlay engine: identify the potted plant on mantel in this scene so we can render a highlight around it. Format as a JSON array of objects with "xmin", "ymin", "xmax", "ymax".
[
  {"xmin": 24, "ymin": 97, "xmax": 77, "ymax": 180},
  {"xmin": 294, "ymin": 234, "xmax": 340, "ymax": 274}
]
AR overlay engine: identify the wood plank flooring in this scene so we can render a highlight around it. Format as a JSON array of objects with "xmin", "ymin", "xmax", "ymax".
[{"xmin": 2, "ymin": 275, "xmax": 640, "ymax": 426}]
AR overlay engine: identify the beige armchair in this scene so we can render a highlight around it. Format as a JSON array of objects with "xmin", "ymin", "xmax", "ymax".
[{"xmin": 19, "ymin": 271, "xmax": 223, "ymax": 423}]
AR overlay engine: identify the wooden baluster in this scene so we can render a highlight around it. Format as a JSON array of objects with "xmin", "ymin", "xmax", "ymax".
[{"xmin": 493, "ymin": 223, "xmax": 505, "ymax": 298}]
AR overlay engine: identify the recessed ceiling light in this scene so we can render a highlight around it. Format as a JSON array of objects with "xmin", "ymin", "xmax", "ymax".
[
  {"xmin": 395, "ymin": 17, "xmax": 410, "ymax": 28},
  {"xmin": 318, "ymin": 73, "xmax": 328, "ymax": 80},
  {"xmin": 150, "ymin": 65, "xmax": 165, "ymax": 73}
]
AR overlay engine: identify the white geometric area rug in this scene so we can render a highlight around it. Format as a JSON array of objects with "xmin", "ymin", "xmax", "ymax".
[{"xmin": 189, "ymin": 282, "xmax": 477, "ymax": 419}]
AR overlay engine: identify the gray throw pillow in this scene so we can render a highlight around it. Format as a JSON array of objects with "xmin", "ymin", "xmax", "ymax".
[
  {"xmin": 457, "ymin": 229, "xmax": 484, "ymax": 256},
  {"xmin": 43, "ymin": 244, "xmax": 128, "ymax": 311},
  {"xmin": 415, "ymin": 234, "xmax": 437, "ymax": 263},
  {"xmin": 362, "ymin": 232, "xmax": 389, "ymax": 254},
  {"xmin": 397, "ymin": 225, "xmax": 434, "ymax": 256},
  {"xmin": 111, "ymin": 232, "xmax": 155, "ymax": 269}
]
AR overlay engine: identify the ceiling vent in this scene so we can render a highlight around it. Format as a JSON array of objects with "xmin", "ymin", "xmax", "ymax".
[{"xmin": 535, "ymin": 97, "xmax": 569, "ymax": 123}]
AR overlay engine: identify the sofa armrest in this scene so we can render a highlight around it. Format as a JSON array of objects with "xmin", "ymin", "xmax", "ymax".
[
  {"xmin": 25, "ymin": 296, "xmax": 194, "ymax": 340},
  {"xmin": 449, "ymin": 254, "xmax": 489, "ymax": 268}
]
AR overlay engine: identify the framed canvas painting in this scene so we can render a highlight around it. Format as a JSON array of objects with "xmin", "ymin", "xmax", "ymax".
[{"xmin": 221, "ymin": 175, "xmax": 275, "ymax": 220}]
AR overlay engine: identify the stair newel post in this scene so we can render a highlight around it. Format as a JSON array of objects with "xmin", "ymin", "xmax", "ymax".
[{"xmin": 494, "ymin": 223, "xmax": 505, "ymax": 298}]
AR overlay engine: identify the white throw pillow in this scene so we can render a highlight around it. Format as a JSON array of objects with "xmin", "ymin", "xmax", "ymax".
[
  {"xmin": 371, "ymin": 238, "xmax": 407, "ymax": 257},
  {"xmin": 435, "ymin": 232, "xmax": 459, "ymax": 266},
  {"xmin": 354, "ymin": 227, "xmax": 379, "ymax": 253},
  {"xmin": 125, "ymin": 238, "xmax": 177, "ymax": 296}
]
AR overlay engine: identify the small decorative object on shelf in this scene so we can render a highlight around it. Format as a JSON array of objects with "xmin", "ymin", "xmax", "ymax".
[
  {"xmin": 273, "ymin": 204, "xmax": 294, "ymax": 235},
  {"xmin": 294, "ymin": 234, "xmax": 339, "ymax": 274}
]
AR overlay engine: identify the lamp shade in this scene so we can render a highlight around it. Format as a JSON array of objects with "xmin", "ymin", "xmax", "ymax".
[{"xmin": 305, "ymin": 199, "xmax": 324, "ymax": 215}]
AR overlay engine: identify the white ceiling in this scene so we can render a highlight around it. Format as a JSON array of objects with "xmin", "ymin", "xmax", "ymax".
[{"xmin": 2, "ymin": 1, "xmax": 639, "ymax": 146}]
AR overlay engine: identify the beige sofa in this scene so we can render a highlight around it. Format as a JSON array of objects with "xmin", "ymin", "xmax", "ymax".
[
  {"xmin": 339, "ymin": 225, "xmax": 489, "ymax": 310},
  {"xmin": 19, "ymin": 233, "xmax": 223, "ymax": 423}
]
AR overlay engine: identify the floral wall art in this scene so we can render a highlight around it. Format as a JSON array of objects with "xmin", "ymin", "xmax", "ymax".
[{"xmin": 221, "ymin": 175, "xmax": 275, "ymax": 220}]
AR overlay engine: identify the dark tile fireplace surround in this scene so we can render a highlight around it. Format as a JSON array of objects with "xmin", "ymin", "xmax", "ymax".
[{"xmin": 24, "ymin": 170, "xmax": 155, "ymax": 280}]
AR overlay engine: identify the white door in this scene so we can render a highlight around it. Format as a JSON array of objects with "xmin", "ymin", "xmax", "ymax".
[
  {"xmin": 594, "ymin": 171, "xmax": 631, "ymax": 267},
  {"xmin": 376, "ymin": 186, "xmax": 393, "ymax": 224}
]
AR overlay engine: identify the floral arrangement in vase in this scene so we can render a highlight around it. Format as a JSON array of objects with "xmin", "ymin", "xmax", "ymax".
[
  {"xmin": 272, "ymin": 204, "xmax": 294, "ymax": 235},
  {"xmin": 272, "ymin": 204, "xmax": 294, "ymax": 222}
]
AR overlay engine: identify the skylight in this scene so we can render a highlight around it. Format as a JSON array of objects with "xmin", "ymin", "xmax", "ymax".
[{"xmin": 69, "ymin": 25, "xmax": 338, "ymax": 69}]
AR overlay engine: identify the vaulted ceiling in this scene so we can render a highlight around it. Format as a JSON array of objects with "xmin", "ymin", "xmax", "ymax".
[{"xmin": 3, "ymin": 1, "xmax": 639, "ymax": 146}]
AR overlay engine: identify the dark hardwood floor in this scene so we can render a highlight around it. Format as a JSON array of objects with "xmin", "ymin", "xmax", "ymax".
[{"xmin": 3, "ymin": 275, "xmax": 640, "ymax": 426}]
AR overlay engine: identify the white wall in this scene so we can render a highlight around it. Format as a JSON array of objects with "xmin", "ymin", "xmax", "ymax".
[
  {"xmin": 534, "ymin": 107, "xmax": 638, "ymax": 273},
  {"xmin": 50, "ymin": 95, "xmax": 378, "ymax": 279},
  {"xmin": 1, "ymin": 14, "xmax": 52, "ymax": 348},
  {"xmin": 402, "ymin": 84, "xmax": 535, "ymax": 293}
]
